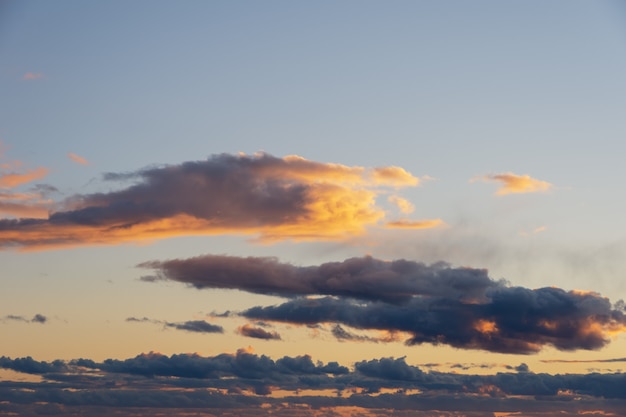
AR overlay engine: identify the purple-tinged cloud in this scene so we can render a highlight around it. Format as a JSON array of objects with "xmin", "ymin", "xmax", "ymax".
[{"xmin": 0, "ymin": 153, "xmax": 420, "ymax": 250}]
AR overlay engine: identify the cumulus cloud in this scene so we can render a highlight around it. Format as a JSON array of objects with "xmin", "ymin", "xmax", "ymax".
[
  {"xmin": 140, "ymin": 253, "xmax": 626, "ymax": 354},
  {"xmin": 1, "ymin": 351, "xmax": 626, "ymax": 415},
  {"xmin": 67, "ymin": 153, "xmax": 89, "ymax": 165},
  {"xmin": 473, "ymin": 172, "xmax": 552, "ymax": 195},
  {"xmin": 0, "ymin": 153, "xmax": 420, "ymax": 251},
  {"xmin": 237, "ymin": 324, "xmax": 281, "ymax": 340}
]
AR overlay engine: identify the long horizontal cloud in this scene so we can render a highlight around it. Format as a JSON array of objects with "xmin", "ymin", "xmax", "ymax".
[
  {"xmin": 2, "ymin": 314, "xmax": 47, "ymax": 324},
  {"xmin": 1, "ymin": 351, "xmax": 626, "ymax": 415},
  {"xmin": 237, "ymin": 324, "xmax": 281, "ymax": 340},
  {"xmin": 126, "ymin": 317, "xmax": 223, "ymax": 334},
  {"xmin": 139, "ymin": 255, "xmax": 497, "ymax": 304},
  {"xmin": 140, "ymin": 254, "xmax": 626, "ymax": 354},
  {"xmin": 0, "ymin": 153, "xmax": 420, "ymax": 250}
]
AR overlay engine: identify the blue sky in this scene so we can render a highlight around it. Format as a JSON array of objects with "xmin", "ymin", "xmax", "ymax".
[{"xmin": 2, "ymin": 1, "xmax": 626, "ymax": 416}]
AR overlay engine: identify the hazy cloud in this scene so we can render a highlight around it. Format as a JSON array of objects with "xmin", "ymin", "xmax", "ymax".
[
  {"xmin": 67, "ymin": 153, "xmax": 89, "ymax": 165},
  {"xmin": 237, "ymin": 324, "xmax": 281, "ymax": 340},
  {"xmin": 473, "ymin": 172, "xmax": 552, "ymax": 195},
  {"xmin": 0, "ymin": 153, "xmax": 420, "ymax": 250},
  {"xmin": 385, "ymin": 218, "xmax": 445, "ymax": 229},
  {"xmin": 22, "ymin": 72, "xmax": 44, "ymax": 80}
]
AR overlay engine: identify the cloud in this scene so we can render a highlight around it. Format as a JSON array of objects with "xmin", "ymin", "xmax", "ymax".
[
  {"xmin": 139, "ymin": 255, "xmax": 499, "ymax": 304},
  {"xmin": 139, "ymin": 253, "xmax": 626, "ymax": 354},
  {"xmin": 473, "ymin": 172, "xmax": 552, "ymax": 195},
  {"xmin": 388, "ymin": 195, "xmax": 415, "ymax": 214},
  {"xmin": 2, "ymin": 314, "xmax": 48, "ymax": 324},
  {"xmin": 237, "ymin": 324, "xmax": 281, "ymax": 340},
  {"xmin": 126, "ymin": 317, "xmax": 223, "ymax": 334},
  {"xmin": 67, "ymin": 153, "xmax": 89, "ymax": 165},
  {"xmin": 385, "ymin": 219, "xmax": 445, "ymax": 229},
  {"xmin": 243, "ymin": 287, "xmax": 626, "ymax": 354},
  {"xmin": 0, "ymin": 167, "xmax": 49, "ymax": 189},
  {"xmin": 1, "ymin": 351, "xmax": 626, "ymax": 415},
  {"xmin": 0, "ymin": 153, "xmax": 420, "ymax": 251},
  {"xmin": 22, "ymin": 72, "xmax": 44, "ymax": 80}
]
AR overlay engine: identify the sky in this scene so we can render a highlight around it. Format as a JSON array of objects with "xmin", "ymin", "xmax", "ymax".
[{"xmin": 1, "ymin": 1, "xmax": 626, "ymax": 415}]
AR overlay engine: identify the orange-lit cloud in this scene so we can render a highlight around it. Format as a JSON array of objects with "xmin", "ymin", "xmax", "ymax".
[
  {"xmin": 473, "ymin": 172, "xmax": 552, "ymax": 195},
  {"xmin": 385, "ymin": 218, "xmax": 444, "ymax": 229},
  {"xmin": 0, "ymin": 167, "xmax": 49, "ymax": 189},
  {"xmin": 22, "ymin": 72, "xmax": 44, "ymax": 80},
  {"xmin": 67, "ymin": 152, "xmax": 89, "ymax": 165},
  {"xmin": 0, "ymin": 153, "xmax": 420, "ymax": 250},
  {"xmin": 388, "ymin": 195, "xmax": 415, "ymax": 214}
]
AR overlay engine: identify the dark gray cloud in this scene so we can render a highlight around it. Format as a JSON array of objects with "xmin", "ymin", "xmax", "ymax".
[
  {"xmin": 237, "ymin": 324, "xmax": 281, "ymax": 340},
  {"xmin": 243, "ymin": 288, "xmax": 626, "ymax": 354},
  {"xmin": 139, "ymin": 255, "xmax": 497, "ymax": 304},
  {"xmin": 126, "ymin": 317, "xmax": 223, "ymax": 334},
  {"xmin": 1, "ymin": 351, "xmax": 626, "ymax": 415},
  {"xmin": 141, "ymin": 254, "xmax": 626, "ymax": 354},
  {"xmin": 2, "ymin": 314, "xmax": 47, "ymax": 324}
]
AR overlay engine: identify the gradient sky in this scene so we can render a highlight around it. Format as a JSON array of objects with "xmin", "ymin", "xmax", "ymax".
[{"xmin": 2, "ymin": 1, "xmax": 626, "ymax": 416}]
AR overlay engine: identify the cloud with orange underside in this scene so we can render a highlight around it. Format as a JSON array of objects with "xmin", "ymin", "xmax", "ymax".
[
  {"xmin": 67, "ymin": 152, "xmax": 89, "ymax": 165},
  {"xmin": 0, "ymin": 153, "xmax": 421, "ymax": 251},
  {"xmin": 474, "ymin": 172, "xmax": 552, "ymax": 195}
]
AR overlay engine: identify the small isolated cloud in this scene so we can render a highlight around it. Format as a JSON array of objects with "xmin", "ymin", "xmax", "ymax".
[
  {"xmin": 0, "ymin": 153, "xmax": 420, "ymax": 251},
  {"xmin": 67, "ymin": 153, "xmax": 89, "ymax": 165},
  {"xmin": 388, "ymin": 195, "xmax": 415, "ymax": 214},
  {"xmin": 22, "ymin": 72, "xmax": 44, "ymax": 80},
  {"xmin": 126, "ymin": 317, "xmax": 223, "ymax": 334},
  {"xmin": 237, "ymin": 324, "xmax": 281, "ymax": 340},
  {"xmin": 2, "ymin": 314, "xmax": 47, "ymax": 324},
  {"xmin": 473, "ymin": 172, "xmax": 552, "ymax": 195},
  {"xmin": 385, "ymin": 218, "xmax": 444, "ymax": 229}
]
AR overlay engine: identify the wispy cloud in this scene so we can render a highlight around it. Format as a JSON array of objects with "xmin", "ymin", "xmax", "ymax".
[
  {"xmin": 140, "ymin": 254, "xmax": 626, "ymax": 354},
  {"xmin": 67, "ymin": 152, "xmax": 89, "ymax": 165},
  {"xmin": 0, "ymin": 167, "xmax": 49, "ymax": 189},
  {"xmin": 2, "ymin": 314, "xmax": 47, "ymax": 324},
  {"xmin": 388, "ymin": 195, "xmax": 415, "ymax": 214},
  {"xmin": 385, "ymin": 218, "xmax": 445, "ymax": 229},
  {"xmin": 0, "ymin": 153, "xmax": 420, "ymax": 251},
  {"xmin": 473, "ymin": 172, "xmax": 553, "ymax": 195},
  {"xmin": 21, "ymin": 72, "xmax": 44, "ymax": 80}
]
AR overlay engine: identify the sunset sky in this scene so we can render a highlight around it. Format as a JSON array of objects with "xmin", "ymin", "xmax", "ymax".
[{"xmin": 2, "ymin": 1, "xmax": 626, "ymax": 416}]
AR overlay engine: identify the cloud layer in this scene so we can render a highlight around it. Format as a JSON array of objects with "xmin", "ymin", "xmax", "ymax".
[
  {"xmin": 1, "ymin": 351, "xmax": 625, "ymax": 416},
  {"xmin": 0, "ymin": 153, "xmax": 420, "ymax": 250},
  {"xmin": 140, "ymin": 254, "xmax": 626, "ymax": 354}
]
